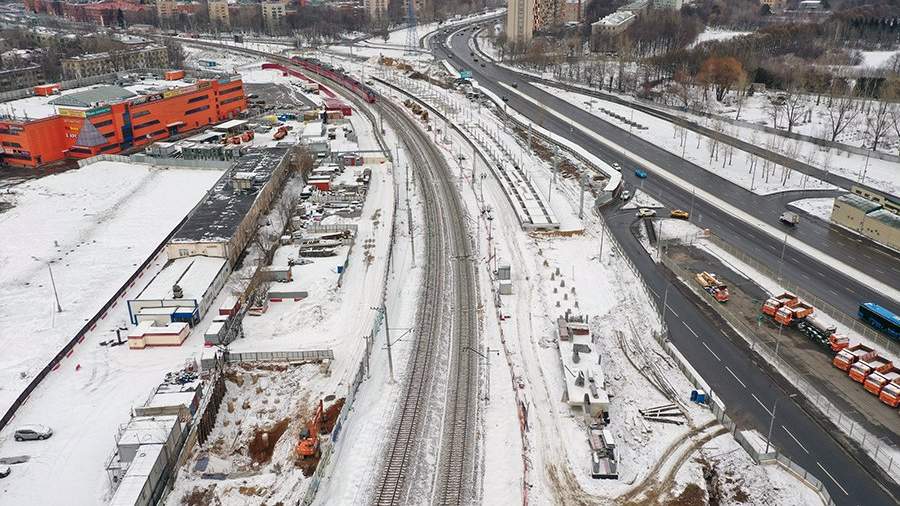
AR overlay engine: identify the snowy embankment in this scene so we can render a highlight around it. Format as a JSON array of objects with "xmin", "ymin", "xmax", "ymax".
[
  {"xmin": 531, "ymin": 82, "xmax": 835, "ymax": 196},
  {"xmin": 788, "ymin": 197, "xmax": 835, "ymax": 222}
]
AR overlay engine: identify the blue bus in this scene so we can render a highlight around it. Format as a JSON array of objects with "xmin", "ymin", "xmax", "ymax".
[{"xmin": 858, "ymin": 303, "xmax": 900, "ymax": 341}]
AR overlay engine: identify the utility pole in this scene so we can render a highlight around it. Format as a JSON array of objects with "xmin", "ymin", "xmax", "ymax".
[
  {"xmin": 373, "ymin": 305, "xmax": 395, "ymax": 384},
  {"xmin": 48, "ymin": 264, "xmax": 62, "ymax": 313},
  {"xmin": 578, "ymin": 172, "xmax": 587, "ymax": 219},
  {"xmin": 765, "ymin": 394, "xmax": 796, "ymax": 454},
  {"xmin": 549, "ymin": 150, "xmax": 558, "ymax": 203}
]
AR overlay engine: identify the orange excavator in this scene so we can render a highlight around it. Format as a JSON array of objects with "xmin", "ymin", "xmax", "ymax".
[{"xmin": 296, "ymin": 400, "xmax": 324, "ymax": 459}]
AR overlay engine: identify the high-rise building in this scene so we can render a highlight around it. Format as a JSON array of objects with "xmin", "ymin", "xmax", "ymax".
[
  {"xmin": 261, "ymin": 0, "xmax": 288, "ymax": 31},
  {"xmin": 507, "ymin": 0, "xmax": 535, "ymax": 44},
  {"xmin": 533, "ymin": 0, "xmax": 557, "ymax": 30},
  {"xmin": 156, "ymin": 0, "xmax": 177, "ymax": 19},
  {"xmin": 364, "ymin": 0, "xmax": 389, "ymax": 20},
  {"xmin": 207, "ymin": 0, "xmax": 230, "ymax": 28}
]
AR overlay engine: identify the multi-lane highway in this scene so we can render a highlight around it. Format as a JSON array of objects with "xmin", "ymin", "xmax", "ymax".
[
  {"xmin": 432, "ymin": 27, "xmax": 900, "ymax": 321},
  {"xmin": 429, "ymin": 22, "xmax": 900, "ymax": 505}
]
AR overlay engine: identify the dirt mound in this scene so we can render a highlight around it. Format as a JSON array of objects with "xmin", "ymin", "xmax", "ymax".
[
  {"xmin": 248, "ymin": 418, "xmax": 290, "ymax": 465},
  {"xmin": 664, "ymin": 483, "xmax": 706, "ymax": 506},
  {"xmin": 321, "ymin": 398, "xmax": 345, "ymax": 434},
  {"xmin": 181, "ymin": 485, "xmax": 217, "ymax": 505}
]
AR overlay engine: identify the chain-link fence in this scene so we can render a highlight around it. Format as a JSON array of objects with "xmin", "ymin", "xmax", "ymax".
[
  {"xmin": 704, "ymin": 233, "xmax": 900, "ymax": 358},
  {"xmin": 661, "ymin": 252, "xmax": 900, "ymax": 480}
]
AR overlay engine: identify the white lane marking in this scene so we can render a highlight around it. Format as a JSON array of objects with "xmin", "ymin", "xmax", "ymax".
[
  {"xmin": 782, "ymin": 425, "xmax": 809, "ymax": 454},
  {"xmin": 725, "ymin": 366, "xmax": 746, "ymax": 388},
  {"xmin": 702, "ymin": 342, "xmax": 721, "ymax": 361},
  {"xmin": 816, "ymin": 462, "xmax": 850, "ymax": 496},
  {"xmin": 500, "ymin": 83, "xmax": 900, "ymax": 305},
  {"xmin": 683, "ymin": 322, "xmax": 698, "ymax": 337},
  {"xmin": 667, "ymin": 305, "xmax": 679, "ymax": 318},
  {"xmin": 751, "ymin": 393, "xmax": 773, "ymax": 416}
]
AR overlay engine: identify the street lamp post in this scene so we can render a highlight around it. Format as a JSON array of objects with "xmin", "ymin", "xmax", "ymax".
[
  {"xmin": 372, "ymin": 305, "xmax": 395, "ymax": 384},
  {"xmin": 765, "ymin": 393, "xmax": 797, "ymax": 454}
]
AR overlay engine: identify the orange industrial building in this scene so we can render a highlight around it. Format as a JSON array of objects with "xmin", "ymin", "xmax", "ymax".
[{"xmin": 0, "ymin": 76, "xmax": 247, "ymax": 168}]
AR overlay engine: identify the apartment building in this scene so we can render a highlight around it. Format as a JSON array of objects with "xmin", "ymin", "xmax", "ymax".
[
  {"xmin": 62, "ymin": 45, "xmax": 169, "ymax": 80},
  {"xmin": 0, "ymin": 65, "xmax": 44, "ymax": 92},
  {"xmin": 156, "ymin": 0, "xmax": 177, "ymax": 19},
  {"xmin": 207, "ymin": 0, "xmax": 230, "ymax": 27},
  {"xmin": 261, "ymin": 0, "xmax": 288, "ymax": 30},
  {"xmin": 364, "ymin": 0, "xmax": 389, "ymax": 19},
  {"xmin": 507, "ymin": 0, "xmax": 535, "ymax": 44}
]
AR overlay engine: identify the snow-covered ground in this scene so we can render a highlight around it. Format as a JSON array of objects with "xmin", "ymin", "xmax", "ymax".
[
  {"xmin": 789, "ymin": 197, "xmax": 835, "ymax": 222},
  {"xmin": 855, "ymin": 50, "xmax": 899, "ymax": 70},
  {"xmin": 0, "ymin": 162, "xmax": 223, "ymax": 504},
  {"xmin": 690, "ymin": 28, "xmax": 752, "ymax": 48},
  {"xmin": 531, "ymin": 82, "xmax": 836, "ymax": 195},
  {"xmin": 622, "ymin": 188, "xmax": 663, "ymax": 209},
  {"xmin": 0, "ymin": 162, "xmax": 222, "ymax": 417}
]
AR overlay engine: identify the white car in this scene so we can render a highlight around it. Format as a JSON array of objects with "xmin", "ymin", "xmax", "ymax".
[
  {"xmin": 637, "ymin": 208, "xmax": 656, "ymax": 218},
  {"xmin": 14, "ymin": 424, "xmax": 53, "ymax": 441},
  {"xmin": 620, "ymin": 190, "xmax": 631, "ymax": 201},
  {"xmin": 0, "ymin": 465, "xmax": 9, "ymax": 478},
  {"xmin": 612, "ymin": 162, "xmax": 621, "ymax": 169}
]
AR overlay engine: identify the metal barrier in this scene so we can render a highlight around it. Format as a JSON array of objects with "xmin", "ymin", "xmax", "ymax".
[
  {"xmin": 660, "ymin": 251, "xmax": 900, "ymax": 480},
  {"xmin": 225, "ymin": 349, "xmax": 335, "ymax": 363}
]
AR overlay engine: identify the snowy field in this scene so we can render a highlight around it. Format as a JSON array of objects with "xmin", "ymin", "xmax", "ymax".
[
  {"xmin": 0, "ymin": 162, "xmax": 222, "ymax": 416},
  {"xmin": 531, "ymin": 82, "xmax": 836, "ymax": 195},
  {"xmin": 0, "ymin": 162, "xmax": 222, "ymax": 503}
]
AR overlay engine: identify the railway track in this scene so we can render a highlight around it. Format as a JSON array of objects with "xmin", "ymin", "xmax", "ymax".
[{"xmin": 167, "ymin": 39, "xmax": 481, "ymax": 505}]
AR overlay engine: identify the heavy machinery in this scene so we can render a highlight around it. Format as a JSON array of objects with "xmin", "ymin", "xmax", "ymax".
[
  {"xmin": 878, "ymin": 379, "xmax": 900, "ymax": 407},
  {"xmin": 849, "ymin": 354, "xmax": 893, "ymax": 384},
  {"xmin": 762, "ymin": 292, "xmax": 797, "ymax": 317},
  {"xmin": 774, "ymin": 300, "xmax": 814, "ymax": 326},
  {"xmin": 796, "ymin": 314, "xmax": 848, "ymax": 351},
  {"xmin": 863, "ymin": 367, "xmax": 900, "ymax": 396},
  {"xmin": 273, "ymin": 126, "xmax": 288, "ymax": 140},
  {"xmin": 296, "ymin": 400, "xmax": 324, "ymax": 459},
  {"xmin": 833, "ymin": 344, "xmax": 877, "ymax": 372},
  {"xmin": 694, "ymin": 271, "xmax": 729, "ymax": 302}
]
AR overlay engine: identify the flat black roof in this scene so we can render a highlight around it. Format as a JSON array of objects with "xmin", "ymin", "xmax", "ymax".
[{"xmin": 170, "ymin": 147, "xmax": 289, "ymax": 244}]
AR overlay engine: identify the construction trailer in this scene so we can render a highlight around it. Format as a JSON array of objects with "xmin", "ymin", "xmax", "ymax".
[
  {"xmin": 878, "ymin": 379, "xmax": 900, "ymax": 407},
  {"xmin": 864, "ymin": 367, "xmax": 900, "ymax": 396}
]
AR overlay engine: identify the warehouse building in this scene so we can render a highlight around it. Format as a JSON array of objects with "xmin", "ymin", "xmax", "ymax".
[
  {"xmin": 166, "ymin": 147, "xmax": 293, "ymax": 267},
  {"xmin": 127, "ymin": 255, "xmax": 230, "ymax": 328},
  {"xmin": 0, "ymin": 73, "xmax": 246, "ymax": 168},
  {"xmin": 105, "ymin": 415, "xmax": 182, "ymax": 506},
  {"xmin": 832, "ymin": 193, "xmax": 900, "ymax": 251}
]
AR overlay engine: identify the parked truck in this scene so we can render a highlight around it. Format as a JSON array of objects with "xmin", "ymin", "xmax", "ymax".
[
  {"xmin": 878, "ymin": 379, "xmax": 900, "ymax": 407},
  {"xmin": 779, "ymin": 211, "xmax": 800, "ymax": 225},
  {"xmin": 863, "ymin": 367, "xmax": 900, "ymax": 396},
  {"xmin": 762, "ymin": 292, "xmax": 798, "ymax": 317},
  {"xmin": 833, "ymin": 344, "xmax": 877, "ymax": 372},
  {"xmin": 795, "ymin": 314, "xmax": 848, "ymax": 351},
  {"xmin": 849, "ymin": 355, "xmax": 893, "ymax": 384},
  {"xmin": 694, "ymin": 271, "xmax": 729, "ymax": 302},
  {"xmin": 774, "ymin": 300, "xmax": 813, "ymax": 326}
]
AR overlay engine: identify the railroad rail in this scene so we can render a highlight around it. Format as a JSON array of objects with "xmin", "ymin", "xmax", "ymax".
[{"xmin": 166, "ymin": 38, "xmax": 481, "ymax": 505}]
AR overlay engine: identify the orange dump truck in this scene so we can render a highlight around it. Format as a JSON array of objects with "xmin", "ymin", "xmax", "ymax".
[
  {"xmin": 864, "ymin": 367, "xmax": 900, "ymax": 396},
  {"xmin": 878, "ymin": 379, "xmax": 900, "ymax": 407},
  {"xmin": 774, "ymin": 300, "xmax": 813, "ymax": 326},
  {"xmin": 762, "ymin": 292, "xmax": 798, "ymax": 317},
  {"xmin": 833, "ymin": 344, "xmax": 876, "ymax": 372},
  {"xmin": 849, "ymin": 355, "xmax": 893, "ymax": 384},
  {"xmin": 829, "ymin": 334, "xmax": 850, "ymax": 352}
]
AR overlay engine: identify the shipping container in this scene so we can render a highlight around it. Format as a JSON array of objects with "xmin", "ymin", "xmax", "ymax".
[{"xmin": 164, "ymin": 70, "xmax": 186, "ymax": 81}]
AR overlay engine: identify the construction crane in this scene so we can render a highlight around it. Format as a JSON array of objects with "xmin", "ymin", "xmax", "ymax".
[{"xmin": 296, "ymin": 399, "xmax": 324, "ymax": 459}]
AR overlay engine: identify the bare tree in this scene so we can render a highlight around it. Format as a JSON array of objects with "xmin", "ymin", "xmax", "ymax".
[
  {"xmin": 826, "ymin": 92, "xmax": 861, "ymax": 143},
  {"xmin": 891, "ymin": 105, "xmax": 900, "ymax": 157},
  {"xmin": 865, "ymin": 100, "xmax": 892, "ymax": 151},
  {"xmin": 767, "ymin": 99, "xmax": 783, "ymax": 129},
  {"xmin": 783, "ymin": 87, "xmax": 808, "ymax": 133}
]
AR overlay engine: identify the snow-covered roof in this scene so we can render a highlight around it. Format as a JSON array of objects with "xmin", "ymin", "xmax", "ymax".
[
  {"xmin": 213, "ymin": 119, "xmax": 248, "ymax": 131},
  {"xmin": 170, "ymin": 148, "xmax": 289, "ymax": 244},
  {"xmin": 837, "ymin": 193, "xmax": 881, "ymax": 213},
  {"xmin": 135, "ymin": 256, "xmax": 227, "ymax": 301},
  {"xmin": 117, "ymin": 415, "xmax": 178, "ymax": 447},
  {"xmin": 594, "ymin": 11, "xmax": 636, "ymax": 27},
  {"xmin": 109, "ymin": 444, "xmax": 164, "ymax": 506},
  {"xmin": 868, "ymin": 209, "xmax": 900, "ymax": 228}
]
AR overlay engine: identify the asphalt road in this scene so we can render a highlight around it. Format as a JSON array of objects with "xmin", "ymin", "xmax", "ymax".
[
  {"xmin": 435, "ymin": 29, "xmax": 900, "ymax": 320},
  {"xmin": 430, "ymin": 24, "xmax": 900, "ymax": 505}
]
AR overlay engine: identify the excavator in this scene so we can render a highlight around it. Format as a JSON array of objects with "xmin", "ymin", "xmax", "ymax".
[{"xmin": 296, "ymin": 399, "xmax": 324, "ymax": 459}]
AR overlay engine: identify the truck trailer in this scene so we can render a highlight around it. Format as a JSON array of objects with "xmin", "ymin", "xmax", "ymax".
[
  {"xmin": 774, "ymin": 300, "xmax": 813, "ymax": 326},
  {"xmin": 833, "ymin": 344, "xmax": 877, "ymax": 372},
  {"xmin": 694, "ymin": 271, "xmax": 729, "ymax": 302}
]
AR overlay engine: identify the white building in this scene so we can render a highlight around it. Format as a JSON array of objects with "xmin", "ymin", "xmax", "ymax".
[
  {"xmin": 507, "ymin": 0, "xmax": 535, "ymax": 44},
  {"xmin": 592, "ymin": 10, "xmax": 637, "ymax": 36},
  {"xmin": 653, "ymin": 0, "xmax": 683, "ymax": 9}
]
